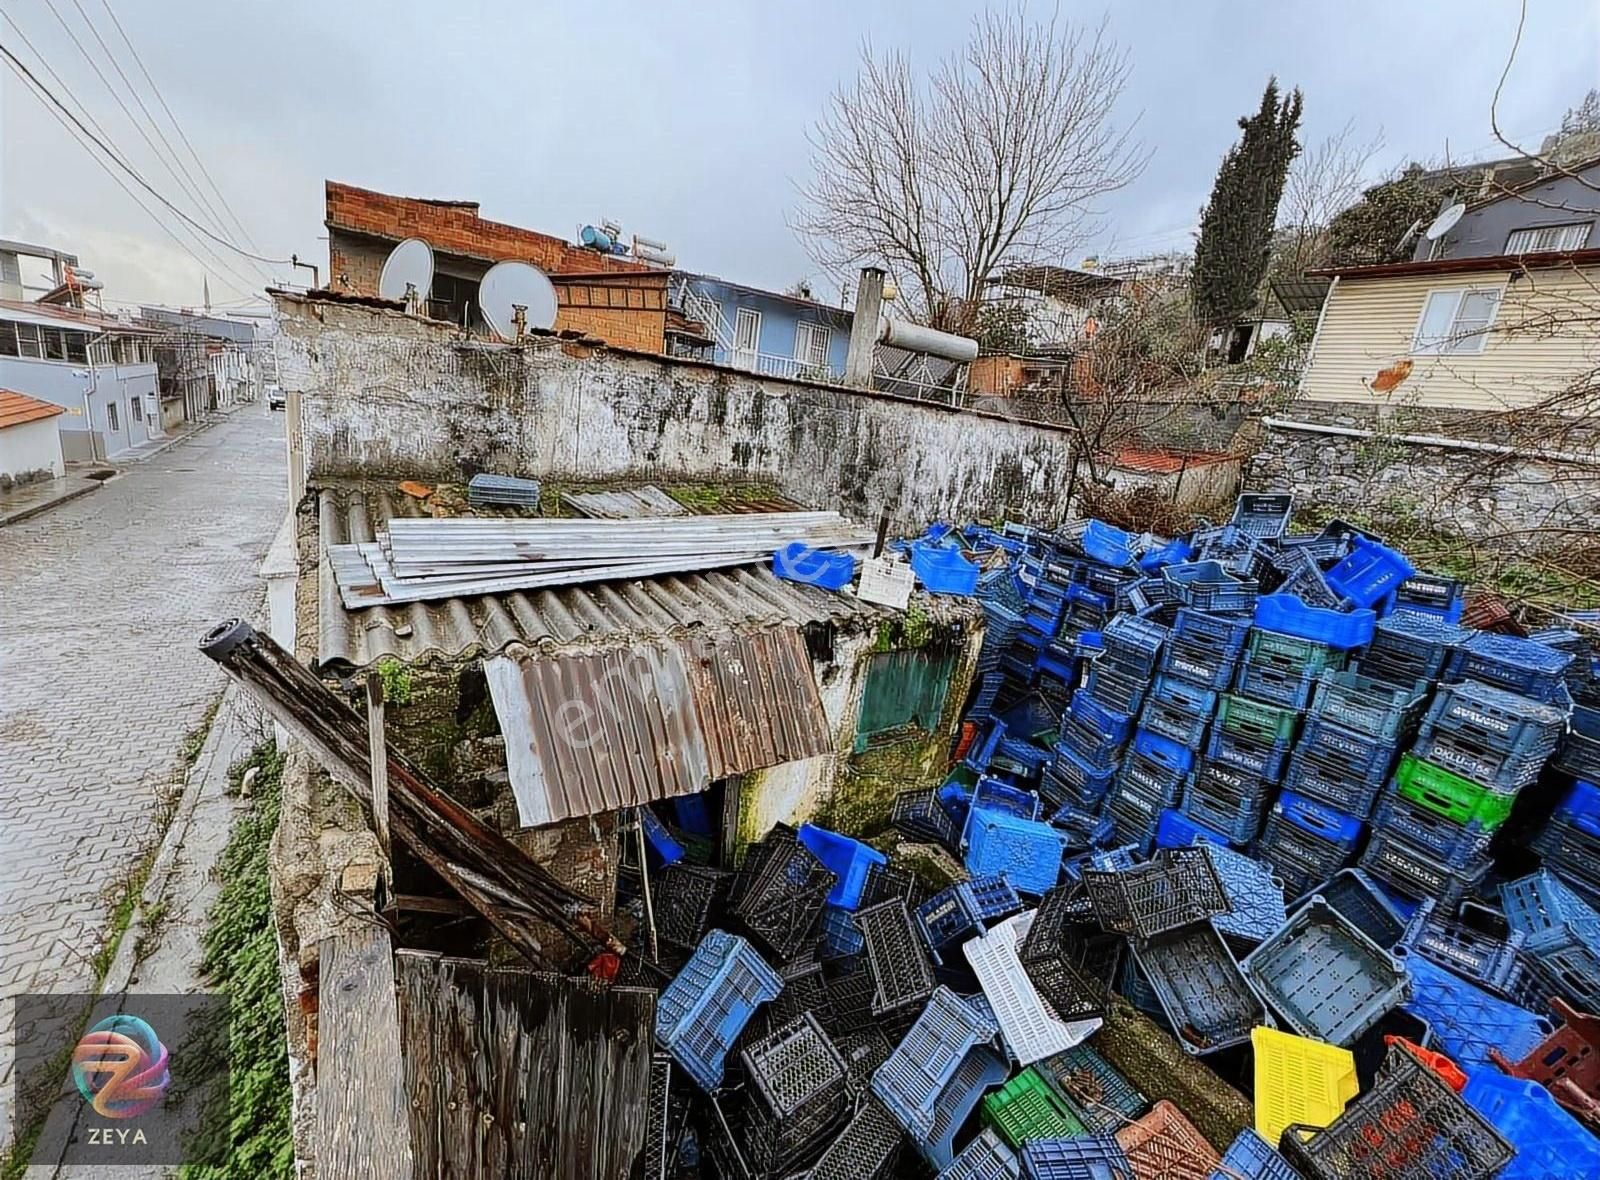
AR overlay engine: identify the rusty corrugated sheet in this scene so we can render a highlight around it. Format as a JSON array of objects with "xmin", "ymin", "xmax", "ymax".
[
  {"xmin": 486, "ymin": 625, "xmax": 831, "ymax": 828},
  {"xmin": 394, "ymin": 951, "xmax": 655, "ymax": 1180},
  {"xmin": 561, "ymin": 485, "xmax": 688, "ymax": 518}
]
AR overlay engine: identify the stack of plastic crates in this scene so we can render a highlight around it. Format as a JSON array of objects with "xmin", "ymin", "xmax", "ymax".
[
  {"xmin": 1532, "ymin": 780, "xmax": 1600, "ymax": 907},
  {"xmin": 1409, "ymin": 679, "xmax": 1567, "ymax": 796},
  {"xmin": 1206, "ymin": 691, "xmax": 1297, "ymax": 784},
  {"xmin": 1279, "ymin": 1043, "xmax": 1513, "ymax": 1180},
  {"xmin": 1181, "ymin": 759, "xmax": 1275, "ymax": 846},
  {"xmin": 1499, "ymin": 869, "xmax": 1600, "ymax": 1013},
  {"xmin": 1254, "ymin": 789, "xmax": 1365, "ymax": 898},
  {"xmin": 1104, "ymin": 729, "xmax": 1195, "ymax": 852},
  {"xmin": 655, "ymin": 930, "xmax": 784, "ymax": 1091},
  {"xmin": 1555, "ymin": 704, "xmax": 1600, "ymax": 781},
  {"xmin": 1284, "ymin": 669, "xmax": 1427, "ymax": 819},
  {"xmin": 1357, "ymin": 610, "xmax": 1471, "ymax": 687},
  {"xmin": 1235, "ymin": 625, "xmax": 1347, "ymax": 711},
  {"xmin": 738, "ymin": 1013, "xmax": 851, "ymax": 1172},
  {"xmin": 1047, "ymin": 690, "xmax": 1133, "ymax": 812}
]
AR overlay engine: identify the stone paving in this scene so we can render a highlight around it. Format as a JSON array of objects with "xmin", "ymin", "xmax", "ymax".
[{"xmin": 0, "ymin": 407, "xmax": 287, "ymax": 1142}]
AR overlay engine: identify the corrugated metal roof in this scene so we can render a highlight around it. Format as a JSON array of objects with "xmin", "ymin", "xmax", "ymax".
[
  {"xmin": 562, "ymin": 486, "xmax": 689, "ymax": 518},
  {"xmin": 315, "ymin": 486, "xmax": 929, "ymax": 673},
  {"xmin": 486, "ymin": 626, "xmax": 831, "ymax": 826}
]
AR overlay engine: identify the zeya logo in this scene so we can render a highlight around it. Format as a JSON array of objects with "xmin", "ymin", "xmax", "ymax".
[{"xmin": 71, "ymin": 1014, "xmax": 171, "ymax": 1120}]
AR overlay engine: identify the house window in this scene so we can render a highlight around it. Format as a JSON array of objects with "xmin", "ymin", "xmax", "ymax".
[
  {"xmin": 130, "ymin": 395, "xmax": 142, "ymax": 422},
  {"xmin": 733, "ymin": 308, "xmax": 761, "ymax": 366},
  {"xmin": 16, "ymin": 324, "xmax": 42, "ymax": 359},
  {"xmin": 43, "ymin": 328, "xmax": 66, "ymax": 361},
  {"xmin": 1412, "ymin": 288, "xmax": 1502, "ymax": 356},
  {"xmin": 1506, "ymin": 223, "xmax": 1591, "ymax": 254},
  {"xmin": 854, "ymin": 648, "xmax": 956, "ymax": 752},
  {"xmin": 795, "ymin": 322, "xmax": 832, "ymax": 371},
  {"xmin": 65, "ymin": 332, "xmax": 87, "ymax": 363},
  {"xmin": 0, "ymin": 322, "xmax": 16, "ymax": 357},
  {"xmin": 106, "ymin": 401, "xmax": 119, "ymax": 432}
]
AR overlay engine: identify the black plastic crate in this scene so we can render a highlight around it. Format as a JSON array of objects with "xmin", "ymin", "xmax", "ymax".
[
  {"xmin": 891, "ymin": 788, "xmax": 959, "ymax": 850},
  {"xmin": 1018, "ymin": 884, "xmax": 1113, "ymax": 1021},
  {"xmin": 823, "ymin": 967, "xmax": 878, "ymax": 1036},
  {"xmin": 804, "ymin": 1094, "xmax": 903, "ymax": 1180},
  {"xmin": 1087, "ymin": 660, "xmax": 1150, "ymax": 716},
  {"xmin": 741, "ymin": 1013, "xmax": 851, "ymax": 1171},
  {"xmin": 1299, "ymin": 868, "xmax": 1409, "ymax": 950},
  {"xmin": 1255, "ymin": 811, "xmax": 1354, "ymax": 899},
  {"xmin": 1358, "ymin": 613, "xmax": 1471, "ymax": 685},
  {"xmin": 1279, "ymin": 1043, "xmax": 1513, "ymax": 1180},
  {"xmin": 734, "ymin": 836, "xmax": 838, "ymax": 962},
  {"xmin": 653, "ymin": 864, "xmax": 729, "ymax": 953},
  {"xmin": 770, "ymin": 954, "xmax": 836, "ymax": 1029},
  {"xmin": 1358, "ymin": 829, "xmax": 1490, "ymax": 909},
  {"xmin": 642, "ymin": 1054, "xmax": 674, "ymax": 1180},
  {"xmin": 1180, "ymin": 761, "xmax": 1272, "ymax": 845},
  {"xmin": 856, "ymin": 899, "xmax": 937, "ymax": 1020},
  {"xmin": 1231, "ymin": 492, "xmax": 1294, "ymax": 540},
  {"xmin": 834, "ymin": 1026, "xmax": 893, "ymax": 1091},
  {"xmin": 1082, "ymin": 846, "xmax": 1230, "ymax": 941}
]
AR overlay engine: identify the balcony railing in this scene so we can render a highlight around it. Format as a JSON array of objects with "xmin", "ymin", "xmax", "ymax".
[{"xmin": 713, "ymin": 346, "xmax": 841, "ymax": 385}]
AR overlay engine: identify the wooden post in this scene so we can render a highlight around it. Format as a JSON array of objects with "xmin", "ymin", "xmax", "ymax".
[
  {"xmin": 366, "ymin": 676, "xmax": 391, "ymax": 864},
  {"xmin": 873, "ymin": 509, "xmax": 891, "ymax": 559}
]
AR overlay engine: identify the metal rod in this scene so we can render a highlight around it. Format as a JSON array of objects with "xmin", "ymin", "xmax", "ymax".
[
  {"xmin": 365, "ymin": 675, "xmax": 392, "ymax": 864},
  {"xmin": 634, "ymin": 810, "xmax": 659, "ymax": 962}
]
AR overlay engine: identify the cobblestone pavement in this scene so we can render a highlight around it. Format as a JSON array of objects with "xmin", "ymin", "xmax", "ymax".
[{"xmin": 0, "ymin": 407, "xmax": 286, "ymax": 1139}]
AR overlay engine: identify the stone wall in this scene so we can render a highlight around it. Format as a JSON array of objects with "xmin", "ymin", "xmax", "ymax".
[
  {"xmin": 275, "ymin": 293, "xmax": 1080, "ymax": 529},
  {"xmin": 1246, "ymin": 399, "xmax": 1600, "ymax": 543}
]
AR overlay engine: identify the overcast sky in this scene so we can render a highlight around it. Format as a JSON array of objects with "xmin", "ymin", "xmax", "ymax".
[{"xmin": 1, "ymin": 1, "xmax": 1596, "ymax": 309}]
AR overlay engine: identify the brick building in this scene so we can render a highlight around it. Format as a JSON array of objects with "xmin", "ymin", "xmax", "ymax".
[{"xmin": 324, "ymin": 180, "xmax": 669, "ymax": 351}]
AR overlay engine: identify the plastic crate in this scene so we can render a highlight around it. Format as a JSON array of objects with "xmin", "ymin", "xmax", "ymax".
[
  {"xmin": 1018, "ymin": 887, "xmax": 1113, "ymax": 1023},
  {"xmin": 1162, "ymin": 640, "xmax": 1246, "ymax": 693},
  {"xmin": 965, "ymin": 808, "xmax": 1067, "ymax": 897},
  {"xmin": 1102, "ymin": 614, "xmax": 1169, "ymax": 678},
  {"xmin": 1246, "ymin": 627, "xmax": 1342, "ymax": 676},
  {"xmin": 982, "ymin": 1067, "xmax": 1089, "ymax": 1147},
  {"xmin": 1462, "ymin": 1067, "xmax": 1600, "ymax": 1180},
  {"xmin": 1081, "ymin": 846, "xmax": 1230, "ymax": 941},
  {"xmin": 1555, "ymin": 706, "xmax": 1600, "ymax": 779},
  {"xmin": 1070, "ymin": 688, "xmax": 1138, "ymax": 746},
  {"xmin": 1275, "ymin": 790, "xmax": 1364, "ymax": 852},
  {"xmin": 1235, "ymin": 658, "xmax": 1325, "ymax": 710},
  {"xmin": 807, "ymin": 1094, "xmax": 904, "ymax": 1180},
  {"xmin": 871, "ymin": 987, "xmax": 1000, "ymax": 1140},
  {"xmin": 1369, "ymin": 790, "xmax": 1495, "ymax": 868},
  {"xmin": 1022, "ymin": 1136, "xmax": 1136, "ymax": 1180},
  {"xmin": 1325, "ymin": 537, "xmax": 1417, "ymax": 609},
  {"xmin": 1114, "ymin": 1099, "xmax": 1221, "ymax": 1178},
  {"xmin": 740, "ymin": 1013, "xmax": 851, "ymax": 1167},
  {"xmin": 1532, "ymin": 813, "xmax": 1600, "ymax": 898},
  {"xmin": 656, "ymin": 930, "xmax": 784, "ymax": 1091},
  {"xmin": 1045, "ymin": 741, "xmax": 1120, "ymax": 809},
  {"xmin": 938, "ymin": 1127, "xmax": 1019, "ymax": 1180},
  {"xmin": 1280, "ymin": 1044, "xmax": 1512, "ymax": 1180},
  {"xmin": 894, "ymin": 788, "xmax": 960, "ymax": 850},
  {"xmin": 1163, "ymin": 560, "xmax": 1258, "ymax": 613},
  {"xmin": 818, "ymin": 903, "xmax": 866, "ymax": 961},
  {"xmin": 1448, "ymin": 631, "xmax": 1576, "ymax": 703},
  {"xmin": 1231, "ymin": 492, "xmax": 1294, "ymax": 539},
  {"xmin": 1418, "ymin": 678, "xmax": 1567, "ymax": 758},
  {"xmin": 734, "ymin": 836, "xmax": 838, "ymax": 961},
  {"xmin": 1250, "ymin": 593, "xmax": 1376, "ymax": 651},
  {"xmin": 1172, "ymin": 606, "xmax": 1253, "ymax": 653},
  {"xmin": 1086, "ymin": 660, "xmax": 1150, "ymax": 717},
  {"xmin": 1272, "ymin": 548, "xmax": 1345, "ymax": 611},
  {"xmin": 825, "ymin": 968, "xmax": 877, "ymax": 1036},
  {"xmin": 653, "ymin": 864, "xmax": 729, "ymax": 953},
  {"xmin": 1117, "ymin": 952, "xmax": 1168, "ymax": 1022},
  {"xmin": 1242, "ymin": 898, "xmax": 1411, "ymax": 1046},
  {"xmin": 1251, "ymin": 1025, "xmax": 1359, "ymax": 1148},
  {"xmin": 1207, "ymin": 1130, "xmax": 1300, "ymax": 1180},
  {"xmin": 1304, "ymin": 868, "xmax": 1409, "ymax": 950},
  {"xmin": 1395, "ymin": 573, "xmax": 1465, "ymax": 622},
  {"xmin": 1487, "ymin": 997, "xmax": 1600, "ymax": 1132},
  {"xmin": 1218, "ymin": 693, "xmax": 1300, "ymax": 745},
  {"xmin": 800, "ymin": 824, "xmax": 890, "ymax": 911},
  {"xmin": 1402, "ymin": 901, "xmax": 1526, "ymax": 998},
  {"xmin": 1180, "ymin": 762, "xmax": 1273, "ymax": 845},
  {"xmin": 1391, "ymin": 754, "xmax": 1517, "ymax": 828},
  {"xmin": 1280, "ymin": 750, "xmax": 1387, "ymax": 819},
  {"xmin": 1130, "ymin": 922, "xmax": 1268, "ymax": 1055},
  {"xmin": 1103, "ymin": 785, "xmax": 1164, "ymax": 855},
  {"xmin": 1408, "ymin": 729, "xmax": 1554, "ymax": 795},
  {"xmin": 1358, "ymin": 828, "xmax": 1491, "ymax": 909},
  {"xmin": 1499, "ymin": 869, "xmax": 1600, "ymax": 955},
  {"xmin": 1360, "ymin": 611, "xmax": 1472, "ymax": 684},
  {"xmin": 1154, "ymin": 807, "xmax": 1232, "ymax": 852},
  {"xmin": 1195, "ymin": 838, "xmax": 1288, "ymax": 946},
  {"xmin": 1034, "ymin": 1043, "xmax": 1146, "ymax": 1135},
  {"xmin": 1138, "ymin": 693, "xmax": 1211, "ymax": 749},
  {"xmin": 1118, "ymin": 743, "xmax": 1190, "ymax": 807},
  {"xmin": 1206, "ymin": 725, "xmax": 1293, "ymax": 784},
  {"xmin": 1397, "ymin": 947, "xmax": 1553, "ymax": 1069},
  {"xmin": 858, "ymin": 900, "xmax": 937, "ymax": 1020},
  {"xmin": 1307, "ymin": 669, "xmax": 1429, "ymax": 741},
  {"xmin": 926, "ymin": 1047, "xmax": 1013, "ymax": 1170}
]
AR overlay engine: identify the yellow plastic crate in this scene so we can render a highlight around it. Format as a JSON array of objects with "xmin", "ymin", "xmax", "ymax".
[{"xmin": 1251, "ymin": 1026, "xmax": 1359, "ymax": 1147}]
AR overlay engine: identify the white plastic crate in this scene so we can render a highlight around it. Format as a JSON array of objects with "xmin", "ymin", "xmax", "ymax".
[{"xmin": 963, "ymin": 911, "xmax": 1101, "ymax": 1066}]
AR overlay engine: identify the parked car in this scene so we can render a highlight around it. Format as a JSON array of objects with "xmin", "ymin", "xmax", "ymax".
[{"xmin": 266, "ymin": 385, "xmax": 285, "ymax": 411}]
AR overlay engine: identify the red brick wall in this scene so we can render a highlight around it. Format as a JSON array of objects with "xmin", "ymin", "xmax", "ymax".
[{"xmin": 325, "ymin": 180, "xmax": 647, "ymax": 276}]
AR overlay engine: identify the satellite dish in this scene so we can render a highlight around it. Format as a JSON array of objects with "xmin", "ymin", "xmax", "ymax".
[
  {"xmin": 1425, "ymin": 203, "xmax": 1466, "ymax": 241},
  {"xmin": 478, "ymin": 261, "xmax": 558, "ymax": 339},
  {"xmin": 378, "ymin": 238, "xmax": 434, "ymax": 303},
  {"xmin": 1397, "ymin": 218, "xmax": 1424, "ymax": 253}
]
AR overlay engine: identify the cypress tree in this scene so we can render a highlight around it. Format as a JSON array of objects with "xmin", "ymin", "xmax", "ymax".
[{"xmin": 1193, "ymin": 79, "xmax": 1304, "ymax": 325}]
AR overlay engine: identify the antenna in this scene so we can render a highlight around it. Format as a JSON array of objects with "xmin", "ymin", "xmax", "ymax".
[
  {"xmin": 478, "ymin": 261, "xmax": 558, "ymax": 340},
  {"xmin": 378, "ymin": 238, "xmax": 434, "ymax": 309},
  {"xmin": 1424, "ymin": 202, "xmax": 1466, "ymax": 241},
  {"xmin": 1396, "ymin": 218, "xmax": 1424, "ymax": 254}
]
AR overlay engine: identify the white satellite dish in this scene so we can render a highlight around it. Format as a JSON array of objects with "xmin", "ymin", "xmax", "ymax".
[
  {"xmin": 1425, "ymin": 203, "xmax": 1466, "ymax": 241},
  {"xmin": 378, "ymin": 238, "xmax": 434, "ymax": 303},
  {"xmin": 478, "ymin": 261, "xmax": 558, "ymax": 339}
]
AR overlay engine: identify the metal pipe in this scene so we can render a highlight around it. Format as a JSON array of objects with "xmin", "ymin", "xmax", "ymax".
[{"xmin": 1261, "ymin": 416, "xmax": 1600, "ymax": 467}]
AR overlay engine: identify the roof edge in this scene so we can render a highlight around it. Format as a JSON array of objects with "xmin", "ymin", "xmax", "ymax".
[{"xmin": 1310, "ymin": 248, "xmax": 1600, "ymax": 281}]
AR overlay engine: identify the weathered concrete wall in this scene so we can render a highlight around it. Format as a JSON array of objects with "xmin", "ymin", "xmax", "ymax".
[
  {"xmin": 274, "ymin": 294, "xmax": 1078, "ymax": 528},
  {"xmin": 1247, "ymin": 399, "xmax": 1600, "ymax": 542}
]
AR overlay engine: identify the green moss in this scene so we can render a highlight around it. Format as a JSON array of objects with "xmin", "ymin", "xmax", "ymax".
[
  {"xmin": 819, "ymin": 732, "xmax": 949, "ymax": 839},
  {"xmin": 375, "ymin": 657, "xmax": 414, "ymax": 706},
  {"xmin": 666, "ymin": 480, "xmax": 782, "ymax": 511}
]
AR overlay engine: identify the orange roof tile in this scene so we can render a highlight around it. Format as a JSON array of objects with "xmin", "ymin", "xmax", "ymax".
[
  {"xmin": 0, "ymin": 389, "xmax": 66, "ymax": 430},
  {"xmin": 1110, "ymin": 446, "xmax": 1237, "ymax": 475}
]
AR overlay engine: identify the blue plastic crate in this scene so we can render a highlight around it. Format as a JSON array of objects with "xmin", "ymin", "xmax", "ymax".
[
  {"xmin": 1275, "ymin": 789, "xmax": 1364, "ymax": 851},
  {"xmin": 773, "ymin": 541, "xmax": 857, "ymax": 590},
  {"xmin": 1231, "ymin": 492, "xmax": 1294, "ymax": 539},
  {"xmin": 1234, "ymin": 658, "xmax": 1323, "ymax": 710},
  {"xmin": 1553, "ymin": 778, "xmax": 1600, "ymax": 833},
  {"xmin": 1021, "ymin": 1136, "xmax": 1135, "ymax": 1180},
  {"xmin": 918, "ymin": 884, "xmax": 985, "ymax": 961},
  {"xmin": 1180, "ymin": 763, "xmax": 1271, "ymax": 845},
  {"xmin": 1361, "ymin": 611, "xmax": 1472, "ymax": 683},
  {"xmin": 964, "ymin": 807, "xmax": 1066, "ymax": 896},
  {"xmin": 1555, "ymin": 709, "xmax": 1600, "ymax": 780},
  {"xmin": 1449, "ymin": 631, "xmax": 1576, "ymax": 703},
  {"xmin": 1462, "ymin": 1067, "xmax": 1600, "ymax": 1180},
  {"xmin": 1049, "ymin": 800, "xmax": 1115, "ymax": 851},
  {"xmin": 1150, "ymin": 672, "xmax": 1220, "ymax": 718},
  {"xmin": 1499, "ymin": 869, "xmax": 1600, "ymax": 955},
  {"xmin": 1172, "ymin": 607, "xmax": 1253, "ymax": 651},
  {"xmin": 1255, "ymin": 811, "xmax": 1354, "ymax": 898},
  {"xmin": 926, "ymin": 1048, "xmax": 1012, "ymax": 1170},
  {"xmin": 1044, "ymin": 743, "xmax": 1118, "ymax": 809},
  {"xmin": 673, "ymin": 792, "xmax": 714, "ymax": 836},
  {"xmin": 656, "ymin": 930, "xmax": 784, "ymax": 1091},
  {"xmin": 1118, "ymin": 745, "xmax": 1189, "ymax": 807},
  {"xmin": 1131, "ymin": 728, "xmax": 1196, "ymax": 778},
  {"xmin": 872, "ymin": 987, "xmax": 999, "ymax": 1141},
  {"xmin": 1358, "ymin": 828, "xmax": 1491, "ymax": 909},
  {"xmin": 1205, "ymin": 726, "xmax": 1293, "ymax": 784},
  {"xmin": 1397, "ymin": 946, "xmax": 1553, "ymax": 1068},
  {"xmin": 1154, "ymin": 807, "xmax": 1232, "ymax": 851},
  {"xmin": 1294, "ymin": 715, "xmax": 1402, "ymax": 786},
  {"xmin": 1370, "ymin": 790, "xmax": 1495, "ymax": 868},
  {"xmin": 1280, "ymin": 749, "xmax": 1387, "ymax": 818},
  {"xmin": 1101, "ymin": 614, "xmax": 1169, "ymax": 678},
  {"xmin": 1136, "ymin": 693, "xmax": 1211, "ymax": 750},
  {"xmin": 1069, "ymin": 689, "xmax": 1136, "ymax": 747},
  {"xmin": 1195, "ymin": 838, "xmax": 1288, "ymax": 946},
  {"xmin": 913, "ymin": 542, "xmax": 981, "ymax": 595},
  {"xmin": 1081, "ymin": 519, "xmax": 1138, "ymax": 568},
  {"xmin": 1206, "ymin": 1130, "xmax": 1299, "ymax": 1180},
  {"xmin": 1253, "ymin": 592, "xmax": 1377, "ymax": 649},
  {"xmin": 1325, "ymin": 537, "xmax": 1417, "ymax": 608},
  {"xmin": 938, "ymin": 1127, "xmax": 1019, "ymax": 1180},
  {"xmin": 641, "ymin": 807, "xmax": 686, "ymax": 865},
  {"xmin": 1163, "ymin": 560, "xmax": 1258, "ymax": 613},
  {"xmin": 1086, "ymin": 661, "xmax": 1149, "ymax": 717},
  {"xmin": 1102, "ymin": 784, "xmax": 1164, "ymax": 854},
  {"xmin": 800, "ymin": 824, "xmax": 890, "ymax": 911}
]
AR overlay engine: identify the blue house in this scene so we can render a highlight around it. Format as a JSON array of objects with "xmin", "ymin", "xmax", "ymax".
[{"xmin": 669, "ymin": 273, "xmax": 853, "ymax": 382}]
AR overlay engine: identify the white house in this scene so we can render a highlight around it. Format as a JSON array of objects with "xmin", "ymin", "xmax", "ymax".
[{"xmin": 0, "ymin": 388, "xmax": 66, "ymax": 484}]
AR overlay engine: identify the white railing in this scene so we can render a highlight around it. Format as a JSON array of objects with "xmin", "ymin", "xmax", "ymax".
[
  {"xmin": 672, "ymin": 278, "xmax": 734, "ymax": 353},
  {"xmin": 715, "ymin": 347, "xmax": 841, "ymax": 384}
]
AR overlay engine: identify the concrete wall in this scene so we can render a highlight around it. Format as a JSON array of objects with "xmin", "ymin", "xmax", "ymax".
[
  {"xmin": 1415, "ymin": 162, "xmax": 1600, "ymax": 261},
  {"xmin": 274, "ymin": 294, "xmax": 1079, "ymax": 529},
  {"xmin": 0, "ymin": 414, "xmax": 65, "ymax": 480}
]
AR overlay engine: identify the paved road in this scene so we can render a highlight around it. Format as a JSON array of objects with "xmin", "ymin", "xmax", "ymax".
[{"xmin": 0, "ymin": 406, "xmax": 287, "ymax": 1130}]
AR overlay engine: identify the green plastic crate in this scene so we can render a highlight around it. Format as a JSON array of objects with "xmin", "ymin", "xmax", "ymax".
[
  {"xmin": 981, "ymin": 1067, "xmax": 1088, "ymax": 1147},
  {"xmin": 1248, "ymin": 629, "xmax": 1342, "ymax": 675},
  {"xmin": 1392, "ymin": 754, "xmax": 1516, "ymax": 831},
  {"xmin": 1218, "ymin": 694, "xmax": 1299, "ymax": 743}
]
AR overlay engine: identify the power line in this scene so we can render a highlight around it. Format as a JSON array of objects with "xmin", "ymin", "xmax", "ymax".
[
  {"xmin": 0, "ymin": 15, "xmax": 267, "ymax": 296},
  {"xmin": 98, "ymin": 0, "xmax": 263, "ymax": 254},
  {"xmin": 0, "ymin": 37, "xmax": 266, "ymax": 299},
  {"xmin": 0, "ymin": 39, "xmax": 293, "ymax": 268}
]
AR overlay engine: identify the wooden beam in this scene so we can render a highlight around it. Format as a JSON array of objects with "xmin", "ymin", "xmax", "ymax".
[
  {"xmin": 365, "ymin": 676, "xmax": 391, "ymax": 862},
  {"xmin": 385, "ymin": 893, "xmax": 472, "ymax": 917},
  {"xmin": 317, "ymin": 926, "xmax": 414, "ymax": 1180}
]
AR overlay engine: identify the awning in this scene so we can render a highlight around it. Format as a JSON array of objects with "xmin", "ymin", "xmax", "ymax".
[{"xmin": 486, "ymin": 626, "xmax": 832, "ymax": 827}]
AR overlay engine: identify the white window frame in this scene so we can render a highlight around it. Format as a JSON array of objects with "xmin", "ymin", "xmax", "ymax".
[
  {"xmin": 794, "ymin": 321, "xmax": 832, "ymax": 370},
  {"xmin": 1410, "ymin": 286, "xmax": 1503, "ymax": 357},
  {"xmin": 733, "ymin": 307, "xmax": 761, "ymax": 366},
  {"xmin": 1506, "ymin": 222, "xmax": 1592, "ymax": 254},
  {"xmin": 16, "ymin": 323, "xmax": 42, "ymax": 359}
]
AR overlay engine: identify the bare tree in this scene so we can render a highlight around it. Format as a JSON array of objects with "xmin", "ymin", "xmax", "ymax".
[
  {"xmin": 793, "ymin": 9, "xmax": 1144, "ymax": 333},
  {"xmin": 1277, "ymin": 121, "xmax": 1385, "ymax": 274}
]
